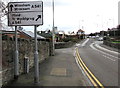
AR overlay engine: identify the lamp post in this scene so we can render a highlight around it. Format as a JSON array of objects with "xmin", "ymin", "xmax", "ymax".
[
  {"xmin": 0, "ymin": 2, "xmax": 2, "ymax": 87},
  {"xmin": 52, "ymin": 0, "xmax": 55, "ymax": 55}
]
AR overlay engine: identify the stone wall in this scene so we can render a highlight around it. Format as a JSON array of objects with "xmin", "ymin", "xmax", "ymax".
[
  {"xmin": 103, "ymin": 40, "xmax": 120, "ymax": 50},
  {"xmin": 2, "ymin": 37, "xmax": 51, "ymax": 85},
  {"xmin": 55, "ymin": 42, "xmax": 74, "ymax": 49}
]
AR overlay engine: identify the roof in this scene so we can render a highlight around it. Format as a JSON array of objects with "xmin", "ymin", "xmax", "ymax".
[
  {"xmin": 59, "ymin": 31, "xmax": 64, "ymax": 34},
  {"xmin": 39, "ymin": 32, "xmax": 52, "ymax": 38},
  {"xmin": 22, "ymin": 30, "xmax": 45, "ymax": 39},
  {"xmin": 2, "ymin": 30, "xmax": 20, "ymax": 34},
  {"xmin": 78, "ymin": 29, "xmax": 84, "ymax": 32},
  {"xmin": 2, "ymin": 30, "xmax": 45, "ymax": 39},
  {"xmin": 108, "ymin": 28, "xmax": 118, "ymax": 31}
]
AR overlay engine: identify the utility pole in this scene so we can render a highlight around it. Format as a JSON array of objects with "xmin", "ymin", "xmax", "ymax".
[
  {"xmin": 81, "ymin": 20, "xmax": 84, "ymax": 29},
  {"xmin": 0, "ymin": 1, "xmax": 2, "ymax": 87},
  {"xmin": 52, "ymin": 0, "xmax": 55, "ymax": 55}
]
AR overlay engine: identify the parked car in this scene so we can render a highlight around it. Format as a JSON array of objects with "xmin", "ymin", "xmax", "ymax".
[{"xmin": 98, "ymin": 37, "xmax": 103, "ymax": 41}]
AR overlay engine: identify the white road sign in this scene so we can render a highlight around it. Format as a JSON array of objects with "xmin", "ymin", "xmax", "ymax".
[
  {"xmin": 8, "ymin": 12, "xmax": 43, "ymax": 26},
  {"xmin": 8, "ymin": 1, "xmax": 43, "ymax": 12},
  {"xmin": 8, "ymin": 1, "xmax": 43, "ymax": 26}
]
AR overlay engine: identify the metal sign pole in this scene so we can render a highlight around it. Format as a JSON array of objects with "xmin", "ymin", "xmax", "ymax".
[
  {"xmin": 14, "ymin": 26, "xmax": 19, "ymax": 79},
  {"xmin": 34, "ymin": 25, "xmax": 39, "ymax": 84}
]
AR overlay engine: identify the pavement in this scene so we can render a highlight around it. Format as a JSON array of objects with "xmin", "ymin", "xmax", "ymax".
[{"xmin": 2, "ymin": 45, "xmax": 90, "ymax": 87}]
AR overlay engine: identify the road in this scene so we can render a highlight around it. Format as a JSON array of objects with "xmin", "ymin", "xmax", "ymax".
[{"xmin": 76, "ymin": 38, "xmax": 118, "ymax": 86}]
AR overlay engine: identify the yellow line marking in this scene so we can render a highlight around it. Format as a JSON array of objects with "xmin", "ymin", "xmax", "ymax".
[
  {"xmin": 76, "ymin": 48, "xmax": 104, "ymax": 88},
  {"xmin": 76, "ymin": 54, "xmax": 98, "ymax": 87}
]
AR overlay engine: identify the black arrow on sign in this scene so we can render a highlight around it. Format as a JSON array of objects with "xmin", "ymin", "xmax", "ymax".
[
  {"xmin": 35, "ymin": 15, "xmax": 41, "ymax": 21},
  {"xmin": 10, "ymin": 4, "xmax": 13, "ymax": 12}
]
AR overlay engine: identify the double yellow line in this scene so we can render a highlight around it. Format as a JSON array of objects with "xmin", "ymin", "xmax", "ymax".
[{"xmin": 75, "ymin": 48, "xmax": 104, "ymax": 88}]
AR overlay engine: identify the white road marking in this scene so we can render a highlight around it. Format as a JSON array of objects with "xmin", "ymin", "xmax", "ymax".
[
  {"xmin": 73, "ymin": 48, "xmax": 77, "ymax": 57},
  {"xmin": 81, "ymin": 38, "xmax": 89, "ymax": 46},
  {"xmin": 95, "ymin": 44, "xmax": 118, "ymax": 55},
  {"xmin": 102, "ymin": 55, "xmax": 116, "ymax": 62},
  {"xmin": 62, "ymin": 51, "xmax": 66, "ymax": 53},
  {"xmin": 75, "ymin": 43, "xmax": 81, "ymax": 47},
  {"xmin": 90, "ymin": 43, "xmax": 97, "ymax": 50},
  {"xmin": 90, "ymin": 43, "xmax": 118, "ymax": 61}
]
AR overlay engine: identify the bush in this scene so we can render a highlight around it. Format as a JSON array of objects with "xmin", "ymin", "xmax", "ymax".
[
  {"xmin": 62, "ymin": 38, "xmax": 72, "ymax": 42},
  {"xmin": 2, "ymin": 35, "xmax": 8, "ymax": 40},
  {"xmin": 62, "ymin": 38, "xmax": 80, "ymax": 43}
]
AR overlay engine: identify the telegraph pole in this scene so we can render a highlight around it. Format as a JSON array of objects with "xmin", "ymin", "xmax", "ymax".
[{"xmin": 0, "ymin": 2, "xmax": 2, "ymax": 87}]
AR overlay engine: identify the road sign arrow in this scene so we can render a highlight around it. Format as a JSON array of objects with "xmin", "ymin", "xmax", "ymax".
[
  {"xmin": 35, "ymin": 15, "xmax": 41, "ymax": 21},
  {"xmin": 10, "ymin": 4, "xmax": 13, "ymax": 12}
]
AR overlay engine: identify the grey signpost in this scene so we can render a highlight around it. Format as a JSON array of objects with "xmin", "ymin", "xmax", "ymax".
[
  {"xmin": 34, "ymin": 25, "xmax": 39, "ymax": 83},
  {"xmin": 8, "ymin": 1, "xmax": 43, "ymax": 83},
  {"xmin": 14, "ymin": 26, "xmax": 19, "ymax": 79}
]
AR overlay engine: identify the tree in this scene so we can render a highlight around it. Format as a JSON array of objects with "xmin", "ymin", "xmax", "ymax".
[
  {"xmin": 0, "ymin": 1, "xmax": 14, "ymax": 30},
  {"xmin": 89, "ymin": 33, "xmax": 95, "ymax": 36},
  {"xmin": 117, "ymin": 25, "xmax": 120, "ymax": 30},
  {"xmin": 0, "ymin": 1, "xmax": 7, "ymax": 30}
]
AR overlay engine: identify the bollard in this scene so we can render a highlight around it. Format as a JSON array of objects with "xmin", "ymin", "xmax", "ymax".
[{"xmin": 24, "ymin": 57, "xmax": 29, "ymax": 74}]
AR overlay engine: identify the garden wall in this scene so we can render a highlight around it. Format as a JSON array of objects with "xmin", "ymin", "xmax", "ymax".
[
  {"xmin": 55, "ymin": 42, "xmax": 74, "ymax": 49},
  {"xmin": 103, "ymin": 40, "xmax": 120, "ymax": 50},
  {"xmin": 2, "ymin": 37, "xmax": 51, "ymax": 85}
]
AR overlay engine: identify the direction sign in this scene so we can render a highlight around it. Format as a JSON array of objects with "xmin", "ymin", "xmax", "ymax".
[
  {"xmin": 8, "ymin": 1, "xmax": 43, "ymax": 13},
  {"xmin": 8, "ymin": 12, "xmax": 43, "ymax": 26},
  {"xmin": 8, "ymin": 1, "xmax": 43, "ymax": 26}
]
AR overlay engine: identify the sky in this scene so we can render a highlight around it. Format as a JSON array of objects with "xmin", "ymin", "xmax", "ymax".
[{"xmin": 1, "ymin": 0, "xmax": 120, "ymax": 34}]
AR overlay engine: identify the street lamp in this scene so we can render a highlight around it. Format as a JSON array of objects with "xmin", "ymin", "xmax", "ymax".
[{"xmin": 52, "ymin": 0, "xmax": 55, "ymax": 55}]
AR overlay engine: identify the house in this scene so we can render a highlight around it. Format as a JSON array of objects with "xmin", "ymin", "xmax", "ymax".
[
  {"xmin": 2, "ymin": 30, "xmax": 45, "ymax": 40},
  {"xmin": 37, "ymin": 31, "xmax": 52, "ymax": 41},
  {"xmin": 108, "ymin": 28, "xmax": 120, "ymax": 37},
  {"xmin": 2, "ymin": 30, "xmax": 20, "ymax": 38},
  {"xmin": 77, "ymin": 29, "xmax": 85, "ymax": 35},
  {"xmin": 55, "ymin": 31, "xmax": 66, "ymax": 42},
  {"xmin": 77, "ymin": 29, "xmax": 85, "ymax": 39},
  {"xmin": 99, "ymin": 30, "xmax": 107, "ymax": 37},
  {"xmin": 18, "ymin": 30, "xmax": 45, "ymax": 39}
]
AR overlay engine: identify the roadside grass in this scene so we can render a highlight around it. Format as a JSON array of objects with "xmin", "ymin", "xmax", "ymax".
[{"xmin": 112, "ymin": 41, "xmax": 120, "ymax": 43}]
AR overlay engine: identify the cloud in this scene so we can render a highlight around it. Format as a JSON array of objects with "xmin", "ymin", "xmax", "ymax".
[
  {"xmin": 43, "ymin": 0, "xmax": 72, "ymax": 7},
  {"xmin": 2, "ymin": 0, "xmax": 119, "ymax": 34}
]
